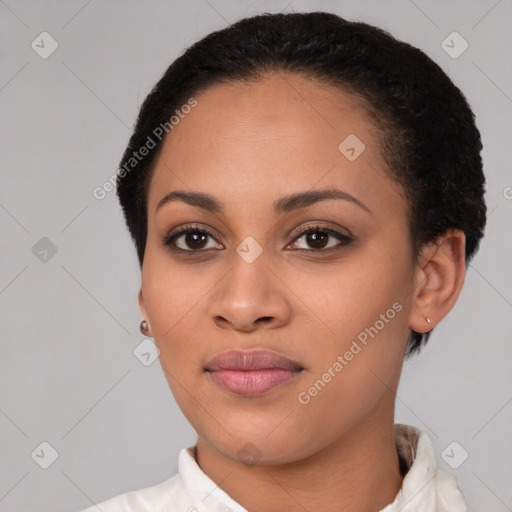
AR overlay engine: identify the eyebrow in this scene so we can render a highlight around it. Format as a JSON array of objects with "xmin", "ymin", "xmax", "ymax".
[{"xmin": 155, "ymin": 187, "xmax": 372, "ymax": 215}]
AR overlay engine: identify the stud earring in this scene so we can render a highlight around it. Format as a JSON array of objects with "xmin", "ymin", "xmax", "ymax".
[
  {"xmin": 140, "ymin": 320, "xmax": 149, "ymax": 334},
  {"xmin": 425, "ymin": 317, "xmax": 431, "ymax": 324}
]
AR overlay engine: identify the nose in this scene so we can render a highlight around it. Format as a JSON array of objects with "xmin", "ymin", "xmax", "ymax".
[{"xmin": 209, "ymin": 256, "xmax": 292, "ymax": 333}]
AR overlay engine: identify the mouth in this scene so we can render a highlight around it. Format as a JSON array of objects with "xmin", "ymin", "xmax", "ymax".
[{"xmin": 204, "ymin": 349, "xmax": 304, "ymax": 397}]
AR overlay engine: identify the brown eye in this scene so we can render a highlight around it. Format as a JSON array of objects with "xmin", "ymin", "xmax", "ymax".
[
  {"xmin": 163, "ymin": 226, "xmax": 222, "ymax": 252},
  {"xmin": 162, "ymin": 223, "xmax": 352, "ymax": 255},
  {"xmin": 303, "ymin": 231, "xmax": 329, "ymax": 249},
  {"xmin": 289, "ymin": 225, "xmax": 353, "ymax": 252},
  {"xmin": 177, "ymin": 231, "xmax": 210, "ymax": 250}
]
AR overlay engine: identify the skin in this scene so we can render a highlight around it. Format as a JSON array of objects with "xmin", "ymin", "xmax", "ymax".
[{"xmin": 138, "ymin": 72, "xmax": 466, "ymax": 512}]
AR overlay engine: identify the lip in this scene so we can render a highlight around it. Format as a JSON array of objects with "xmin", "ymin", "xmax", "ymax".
[
  {"xmin": 205, "ymin": 350, "xmax": 304, "ymax": 397},
  {"xmin": 205, "ymin": 349, "xmax": 303, "ymax": 372}
]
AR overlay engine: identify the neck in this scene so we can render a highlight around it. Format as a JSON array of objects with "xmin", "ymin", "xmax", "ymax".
[{"xmin": 195, "ymin": 410, "xmax": 403, "ymax": 512}]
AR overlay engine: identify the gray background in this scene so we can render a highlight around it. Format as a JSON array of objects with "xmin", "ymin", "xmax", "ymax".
[{"xmin": 0, "ymin": 0, "xmax": 511, "ymax": 510}]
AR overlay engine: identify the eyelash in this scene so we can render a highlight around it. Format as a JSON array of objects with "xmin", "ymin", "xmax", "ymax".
[{"xmin": 161, "ymin": 223, "xmax": 353, "ymax": 255}]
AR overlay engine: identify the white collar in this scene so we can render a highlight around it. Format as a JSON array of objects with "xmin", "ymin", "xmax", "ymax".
[
  {"xmin": 379, "ymin": 424, "xmax": 467, "ymax": 511},
  {"xmin": 178, "ymin": 424, "xmax": 467, "ymax": 512}
]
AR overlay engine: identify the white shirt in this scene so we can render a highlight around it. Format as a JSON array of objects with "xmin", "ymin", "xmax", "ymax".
[{"xmin": 78, "ymin": 424, "xmax": 467, "ymax": 512}]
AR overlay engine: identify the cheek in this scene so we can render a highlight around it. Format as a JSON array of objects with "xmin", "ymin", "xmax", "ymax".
[
  {"xmin": 286, "ymin": 254, "xmax": 408, "ymax": 347},
  {"xmin": 143, "ymin": 251, "xmax": 205, "ymax": 328},
  {"xmin": 141, "ymin": 258, "xmax": 211, "ymax": 372},
  {"xmin": 287, "ymin": 247, "xmax": 411, "ymax": 409},
  {"xmin": 142, "ymin": 267, "xmax": 209, "ymax": 417}
]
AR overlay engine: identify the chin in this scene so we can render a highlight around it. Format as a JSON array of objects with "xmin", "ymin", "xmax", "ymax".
[{"xmin": 200, "ymin": 423, "xmax": 318, "ymax": 466}]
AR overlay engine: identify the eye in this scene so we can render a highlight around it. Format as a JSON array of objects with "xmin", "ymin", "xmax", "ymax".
[
  {"xmin": 162, "ymin": 224, "xmax": 222, "ymax": 252},
  {"xmin": 162, "ymin": 223, "xmax": 353, "ymax": 254},
  {"xmin": 287, "ymin": 224, "xmax": 353, "ymax": 252}
]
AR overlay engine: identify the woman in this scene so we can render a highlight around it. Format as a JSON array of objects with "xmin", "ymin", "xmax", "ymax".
[{"xmin": 80, "ymin": 11, "xmax": 485, "ymax": 512}]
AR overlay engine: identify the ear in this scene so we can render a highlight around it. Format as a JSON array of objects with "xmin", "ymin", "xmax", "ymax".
[
  {"xmin": 138, "ymin": 287, "xmax": 154, "ymax": 337},
  {"xmin": 409, "ymin": 229, "xmax": 466, "ymax": 334}
]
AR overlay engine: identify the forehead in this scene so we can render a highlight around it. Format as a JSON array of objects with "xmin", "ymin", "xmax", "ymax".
[{"xmin": 147, "ymin": 72, "xmax": 403, "ymax": 218}]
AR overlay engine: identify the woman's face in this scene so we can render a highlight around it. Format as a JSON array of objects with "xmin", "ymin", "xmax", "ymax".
[{"xmin": 140, "ymin": 72, "xmax": 418, "ymax": 464}]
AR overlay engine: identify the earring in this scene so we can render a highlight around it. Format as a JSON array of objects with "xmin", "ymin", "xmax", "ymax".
[
  {"xmin": 425, "ymin": 317, "xmax": 431, "ymax": 324},
  {"xmin": 140, "ymin": 320, "xmax": 149, "ymax": 334}
]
